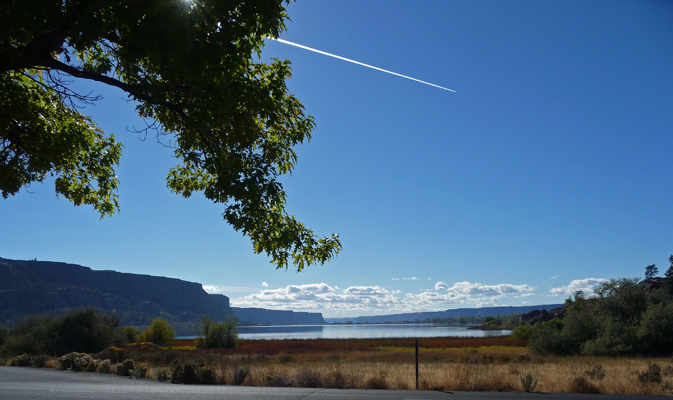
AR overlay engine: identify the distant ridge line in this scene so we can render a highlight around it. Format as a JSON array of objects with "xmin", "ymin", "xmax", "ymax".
[{"xmin": 325, "ymin": 304, "xmax": 563, "ymax": 324}]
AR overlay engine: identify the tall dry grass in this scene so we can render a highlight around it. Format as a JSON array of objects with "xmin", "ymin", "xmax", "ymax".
[
  {"xmin": 26, "ymin": 336, "xmax": 673, "ymax": 395},
  {"xmin": 130, "ymin": 339, "xmax": 673, "ymax": 395},
  {"xmin": 138, "ymin": 351, "xmax": 672, "ymax": 395}
]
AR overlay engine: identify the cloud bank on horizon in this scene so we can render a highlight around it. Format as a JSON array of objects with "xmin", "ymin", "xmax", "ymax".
[{"xmin": 202, "ymin": 276, "xmax": 608, "ymax": 316}]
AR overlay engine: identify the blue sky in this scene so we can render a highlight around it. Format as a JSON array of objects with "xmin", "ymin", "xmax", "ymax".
[{"xmin": 2, "ymin": 1, "xmax": 672, "ymax": 318}]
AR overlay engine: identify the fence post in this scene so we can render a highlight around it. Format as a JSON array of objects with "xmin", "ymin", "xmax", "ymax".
[{"xmin": 415, "ymin": 339, "xmax": 419, "ymax": 390}]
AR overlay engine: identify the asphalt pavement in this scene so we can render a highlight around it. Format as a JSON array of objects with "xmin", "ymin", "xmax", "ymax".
[{"xmin": 0, "ymin": 366, "xmax": 669, "ymax": 400}]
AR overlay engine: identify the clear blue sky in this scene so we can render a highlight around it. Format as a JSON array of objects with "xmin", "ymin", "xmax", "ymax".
[{"xmin": 2, "ymin": 1, "xmax": 672, "ymax": 318}]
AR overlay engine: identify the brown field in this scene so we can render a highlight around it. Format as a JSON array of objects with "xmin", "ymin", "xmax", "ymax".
[{"xmin": 114, "ymin": 337, "xmax": 673, "ymax": 395}]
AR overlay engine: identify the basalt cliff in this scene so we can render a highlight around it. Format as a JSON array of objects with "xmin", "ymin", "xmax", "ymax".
[{"xmin": 0, "ymin": 257, "xmax": 325, "ymax": 327}]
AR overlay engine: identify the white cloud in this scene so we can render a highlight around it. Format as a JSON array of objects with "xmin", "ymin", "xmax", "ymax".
[
  {"xmin": 391, "ymin": 278, "xmax": 399, "ymax": 281},
  {"xmin": 405, "ymin": 291, "xmax": 466, "ymax": 307},
  {"xmin": 550, "ymin": 278, "xmax": 608, "ymax": 296},
  {"xmin": 261, "ymin": 282, "xmax": 269, "ymax": 287},
  {"xmin": 402, "ymin": 277, "xmax": 419, "ymax": 281},
  {"xmin": 437, "ymin": 281, "xmax": 534, "ymax": 296},
  {"xmin": 202, "ymin": 285, "xmax": 256, "ymax": 293},
  {"xmin": 202, "ymin": 285, "xmax": 218, "ymax": 293},
  {"xmin": 344, "ymin": 286, "xmax": 389, "ymax": 296},
  {"xmin": 231, "ymin": 283, "xmax": 404, "ymax": 312},
  {"xmin": 231, "ymin": 278, "xmax": 539, "ymax": 316}
]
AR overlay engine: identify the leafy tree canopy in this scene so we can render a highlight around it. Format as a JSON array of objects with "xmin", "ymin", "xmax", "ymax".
[
  {"xmin": 0, "ymin": 0, "xmax": 341, "ymax": 271},
  {"xmin": 645, "ymin": 264, "xmax": 658, "ymax": 279}
]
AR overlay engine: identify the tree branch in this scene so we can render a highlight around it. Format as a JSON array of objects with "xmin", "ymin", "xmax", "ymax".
[{"xmin": 38, "ymin": 57, "xmax": 153, "ymax": 103}]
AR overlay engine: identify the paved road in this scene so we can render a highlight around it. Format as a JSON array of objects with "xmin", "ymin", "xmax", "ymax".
[{"xmin": 0, "ymin": 366, "xmax": 669, "ymax": 400}]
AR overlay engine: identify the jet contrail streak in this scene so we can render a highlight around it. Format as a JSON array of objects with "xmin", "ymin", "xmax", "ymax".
[{"xmin": 271, "ymin": 38, "xmax": 456, "ymax": 93}]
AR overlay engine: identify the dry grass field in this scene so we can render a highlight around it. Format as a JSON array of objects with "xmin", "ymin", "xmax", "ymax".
[{"xmin": 109, "ymin": 337, "xmax": 673, "ymax": 395}]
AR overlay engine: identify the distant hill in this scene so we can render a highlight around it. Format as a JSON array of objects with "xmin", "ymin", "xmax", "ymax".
[
  {"xmin": 233, "ymin": 308, "xmax": 325, "ymax": 326},
  {"xmin": 0, "ymin": 257, "xmax": 325, "ymax": 327},
  {"xmin": 324, "ymin": 304, "xmax": 564, "ymax": 324}
]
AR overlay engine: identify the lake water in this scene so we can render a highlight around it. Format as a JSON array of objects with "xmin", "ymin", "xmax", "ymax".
[{"xmin": 181, "ymin": 324, "xmax": 510, "ymax": 340}]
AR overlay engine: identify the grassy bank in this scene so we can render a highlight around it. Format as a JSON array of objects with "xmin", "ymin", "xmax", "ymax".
[{"xmin": 7, "ymin": 336, "xmax": 672, "ymax": 395}]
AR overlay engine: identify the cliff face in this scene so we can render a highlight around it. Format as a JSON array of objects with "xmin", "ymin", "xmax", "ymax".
[
  {"xmin": 0, "ymin": 257, "xmax": 232, "ymax": 325},
  {"xmin": 0, "ymin": 257, "xmax": 325, "ymax": 327}
]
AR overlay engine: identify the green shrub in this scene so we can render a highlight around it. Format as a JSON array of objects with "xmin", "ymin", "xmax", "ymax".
[
  {"xmin": 33, "ymin": 354, "xmax": 50, "ymax": 367},
  {"xmin": 561, "ymin": 309, "xmax": 599, "ymax": 353},
  {"xmin": 170, "ymin": 360, "xmax": 198, "ymax": 384},
  {"xmin": 133, "ymin": 365, "xmax": 148, "ymax": 379},
  {"xmin": 58, "ymin": 352, "xmax": 89, "ymax": 370},
  {"xmin": 2, "ymin": 315, "xmax": 58, "ymax": 355},
  {"xmin": 196, "ymin": 366, "xmax": 218, "ymax": 384},
  {"xmin": 139, "ymin": 318, "xmax": 175, "ymax": 346},
  {"xmin": 234, "ymin": 367, "xmax": 250, "ymax": 385},
  {"xmin": 529, "ymin": 322, "xmax": 569, "ymax": 355},
  {"xmin": 96, "ymin": 360, "xmax": 112, "ymax": 374},
  {"xmin": 94, "ymin": 347, "xmax": 126, "ymax": 364},
  {"xmin": 9, "ymin": 354, "xmax": 31, "ymax": 367},
  {"xmin": 81, "ymin": 357, "xmax": 100, "ymax": 372},
  {"xmin": 120, "ymin": 326, "xmax": 140, "ymax": 344},
  {"xmin": 519, "ymin": 371, "xmax": 538, "ymax": 392},
  {"xmin": 638, "ymin": 363, "xmax": 662, "ymax": 384},
  {"xmin": 57, "ymin": 352, "xmax": 101, "ymax": 372},
  {"xmin": 509, "ymin": 325, "xmax": 534, "ymax": 340},
  {"xmin": 482, "ymin": 316, "xmax": 502, "ymax": 326},
  {"xmin": 157, "ymin": 369, "xmax": 169, "ymax": 382},
  {"xmin": 54, "ymin": 308, "xmax": 120, "ymax": 355},
  {"xmin": 580, "ymin": 319, "xmax": 638, "ymax": 356},
  {"xmin": 0, "ymin": 327, "xmax": 8, "ymax": 348},
  {"xmin": 196, "ymin": 316, "xmax": 238, "ymax": 349},
  {"xmin": 1, "ymin": 309, "xmax": 120, "ymax": 357},
  {"xmin": 638, "ymin": 303, "xmax": 673, "ymax": 355},
  {"xmin": 115, "ymin": 359, "xmax": 135, "ymax": 376}
]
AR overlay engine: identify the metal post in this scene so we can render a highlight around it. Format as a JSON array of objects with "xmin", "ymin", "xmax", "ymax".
[{"xmin": 415, "ymin": 339, "xmax": 419, "ymax": 390}]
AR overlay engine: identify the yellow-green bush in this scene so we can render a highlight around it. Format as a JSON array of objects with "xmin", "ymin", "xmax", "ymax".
[{"xmin": 138, "ymin": 318, "xmax": 175, "ymax": 346}]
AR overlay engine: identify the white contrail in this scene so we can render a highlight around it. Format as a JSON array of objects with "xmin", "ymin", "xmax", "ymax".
[{"xmin": 270, "ymin": 38, "xmax": 456, "ymax": 93}]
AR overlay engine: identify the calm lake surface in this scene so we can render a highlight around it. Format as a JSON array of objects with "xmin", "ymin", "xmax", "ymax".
[{"xmin": 181, "ymin": 324, "xmax": 510, "ymax": 340}]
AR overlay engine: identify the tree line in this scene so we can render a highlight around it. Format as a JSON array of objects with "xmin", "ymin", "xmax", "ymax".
[
  {"xmin": 511, "ymin": 256, "xmax": 673, "ymax": 356},
  {"xmin": 0, "ymin": 308, "xmax": 239, "ymax": 357}
]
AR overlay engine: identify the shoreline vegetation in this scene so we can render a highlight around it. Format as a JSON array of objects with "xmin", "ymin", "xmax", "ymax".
[{"xmin": 3, "ymin": 335, "xmax": 673, "ymax": 395}]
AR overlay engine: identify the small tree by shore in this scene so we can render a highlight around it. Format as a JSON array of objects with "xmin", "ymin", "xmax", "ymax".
[
  {"xmin": 138, "ymin": 318, "xmax": 175, "ymax": 346},
  {"xmin": 196, "ymin": 316, "xmax": 238, "ymax": 349}
]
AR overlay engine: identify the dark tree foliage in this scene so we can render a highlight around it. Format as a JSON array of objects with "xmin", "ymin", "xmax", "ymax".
[
  {"xmin": 196, "ymin": 316, "xmax": 238, "ymax": 349},
  {"xmin": 0, "ymin": 308, "xmax": 121, "ymax": 356},
  {"xmin": 528, "ymin": 274, "xmax": 673, "ymax": 356},
  {"xmin": 666, "ymin": 255, "xmax": 673, "ymax": 295},
  {"xmin": 54, "ymin": 308, "xmax": 121, "ymax": 355},
  {"xmin": 1, "ymin": 0, "xmax": 341, "ymax": 271},
  {"xmin": 645, "ymin": 264, "xmax": 658, "ymax": 279}
]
